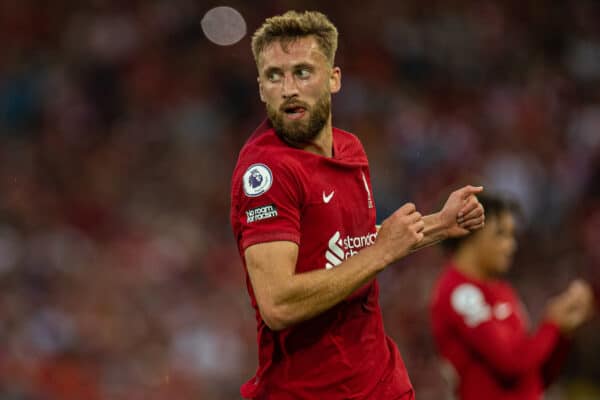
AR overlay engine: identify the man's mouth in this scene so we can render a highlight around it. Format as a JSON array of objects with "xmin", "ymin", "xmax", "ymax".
[{"xmin": 282, "ymin": 105, "xmax": 307, "ymax": 120}]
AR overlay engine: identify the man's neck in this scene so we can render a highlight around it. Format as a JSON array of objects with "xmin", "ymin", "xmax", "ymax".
[
  {"xmin": 281, "ymin": 117, "xmax": 334, "ymax": 158},
  {"xmin": 453, "ymin": 250, "xmax": 489, "ymax": 281},
  {"xmin": 303, "ymin": 121, "xmax": 333, "ymax": 157}
]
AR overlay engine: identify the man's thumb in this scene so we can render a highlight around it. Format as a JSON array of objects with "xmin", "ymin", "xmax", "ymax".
[{"xmin": 463, "ymin": 185, "xmax": 484, "ymax": 197}]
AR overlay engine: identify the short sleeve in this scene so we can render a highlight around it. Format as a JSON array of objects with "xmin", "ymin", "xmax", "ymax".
[{"xmin": 234, "ymin": 161, "xmax": 303, "ymax": 250}]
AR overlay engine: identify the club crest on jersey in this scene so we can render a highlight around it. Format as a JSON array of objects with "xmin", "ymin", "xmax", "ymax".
[{"xmin": 243, "ymin": 163, "xmax": 273, "ymax": 197}]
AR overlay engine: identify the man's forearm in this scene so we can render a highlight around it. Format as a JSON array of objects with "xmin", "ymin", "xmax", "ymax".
[
  {"xmin": 410, "ymin": 212, "xmax": 448, "ymax": 252},
  {"xmin": 267, "ymin": 245, "xmax": 387, "ymax": 330}
]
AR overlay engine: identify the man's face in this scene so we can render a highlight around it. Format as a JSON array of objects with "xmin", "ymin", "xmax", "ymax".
[
  {"xmin": 474, "ymin": 212, "xmax": 518, "ymax": 276},
  {"xmin": 257, "ymin": 36, "xmax": 341, "ymax": 144}
]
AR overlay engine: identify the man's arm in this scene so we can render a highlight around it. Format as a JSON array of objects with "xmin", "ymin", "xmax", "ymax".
[
  {"xmin": 246, "ymin": 241, "xmax": 385, "ymax": 330},
  {"xmin": 378, "ymin": 213, "xmax": 448, "ymax": 252},
  {"xmin": 455, "ymin": 316, "xmax": 562, "ymax": 378},
  {"xmin": 409, "ymin": 185, "xmax": 485, "ymax": 252},
  {"xmin": 446, "ymin": 280, "xmax": 594, "ymax": 379},
  {"xmin": 541, "ymin": 335, "xmax": 570, "ymax": 388},
  {"xmin": 541, "ymin": 280, "xmax": 595, "ymax": 386},
  {"xmin": 246, "ymin": 203, "xmax": 424, "ymax": 331},
  {"xmin": 442, "ymin": 282, "xmax": 561, "ymax": 379}
]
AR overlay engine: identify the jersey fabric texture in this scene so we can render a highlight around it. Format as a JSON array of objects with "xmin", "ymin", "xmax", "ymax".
[
  {"xmin": 230, "ymin": 120, "xmax": 413, "ymax": 399},
  {"xmin": 430, "ymin": 263, "xmax": 570, "ymax": 400}
]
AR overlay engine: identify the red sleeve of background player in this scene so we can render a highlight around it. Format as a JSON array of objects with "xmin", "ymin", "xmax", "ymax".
[
  {"xmin": 446, "ymin": 283, "xmax": 562, "ymax": 379},
  {"xmin": 541, "ymin": 335, "xmax": 570, "ymax": 387},
  {"xmin": 234, "ymin": 159, "xmax": 303, "ymax": 251}
]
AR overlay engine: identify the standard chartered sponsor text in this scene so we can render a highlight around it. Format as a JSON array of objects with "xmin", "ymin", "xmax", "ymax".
[
  {"xmin": 342, "ymin": 232, "xmax": 377, "ymax": 250},
  {"xmin": 326, "ymin": 231, "xmax": 377, "ymax": 269}
]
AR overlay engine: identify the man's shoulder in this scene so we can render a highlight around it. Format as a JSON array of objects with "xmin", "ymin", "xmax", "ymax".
[
  {"xmin": 238, "ymin": 121, "xmax": 281, "ymax": 158},
  {"xmin": 488, "ymin": 279, "xmax": 517, "ymax": 299},
  {"xmin": 333, "ymin": 127, "xmax": 365, "ymax": 158},
  {"xmin": 431, "ymin": 266, "xmax": 471, "ymax": 307},
  {"xmin": 432, "ymin": 268, "xmax": 496, "ymax": 328},
  {"xmin": 435, "ymin": 265, "xmax": 465, "ymax": 291},
  {"xmin": 333, "ymin": 126, "xmax": 361, "ymax": 142},
  {"xmin": 232, "ymin": 122, "xmax": 306, "ymax": 199},
  {"xmin": 236, "ymin": 121, "xmax": 300, "ymax": 170}
]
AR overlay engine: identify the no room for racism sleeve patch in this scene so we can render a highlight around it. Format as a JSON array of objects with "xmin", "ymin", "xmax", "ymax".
[{"xmin": 246, "ymin": 204, "xmax": 278, "ymax": 223}]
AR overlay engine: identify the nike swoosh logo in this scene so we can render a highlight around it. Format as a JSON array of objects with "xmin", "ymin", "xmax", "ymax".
[{"xmin": 323, "ymin": 191, "xmax": 335, "ymax": 203}]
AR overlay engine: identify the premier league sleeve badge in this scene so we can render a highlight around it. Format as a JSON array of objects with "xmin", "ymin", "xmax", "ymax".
[{"xmin": 243, "ymin": 163, "xmax": 273, "ymax": 197}]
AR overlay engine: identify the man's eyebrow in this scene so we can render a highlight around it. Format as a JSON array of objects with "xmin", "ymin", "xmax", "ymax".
[
  {"xmin": 293, "ymin": 62, "xmax": 315, "ymax": 70},
  {"xmin": 261, "ymin": 61, "xmax": 316, "ymax": 74},
  {"xmin": 262, "ymin": 66, "xmax": 282, "ymax": 76}
]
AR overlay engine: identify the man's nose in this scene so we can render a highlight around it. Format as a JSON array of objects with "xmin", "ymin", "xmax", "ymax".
[{"xmin": 281, "ymin": 74, "xmax": 299, "ymax": 99}]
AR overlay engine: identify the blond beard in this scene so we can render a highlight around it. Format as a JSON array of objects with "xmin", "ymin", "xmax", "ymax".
[{"xmin": 267, "ymin": 91, "xmax": 330, "ymax": 145}]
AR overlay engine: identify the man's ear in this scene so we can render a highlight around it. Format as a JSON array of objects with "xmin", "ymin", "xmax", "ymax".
[
  {"xmin": 330, "ymin": 66, "xmax": 341, "ymax": 94},
  {"xmin": 258, "ymin": 77, "xmax": 266, "ymax": 103}
]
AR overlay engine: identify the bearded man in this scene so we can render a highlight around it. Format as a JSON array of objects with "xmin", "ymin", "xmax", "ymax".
[{"xmin": 230, "ymin": 10, "xmax": 485, "ymax": 399}]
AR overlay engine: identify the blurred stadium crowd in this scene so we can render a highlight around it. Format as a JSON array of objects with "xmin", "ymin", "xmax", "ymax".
[{"xmin": 0, "ymin": 0, "xmax": 598, "ymax": 399}]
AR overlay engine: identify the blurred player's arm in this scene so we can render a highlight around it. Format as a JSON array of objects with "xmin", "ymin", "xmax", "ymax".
[
  {"xmin": 541, "ymin": 335, "xmax": 570, "ymax": 388},
  {"xmin": 246, "ymin": 203, "xmax": 424, "ymax": 331},
  {"xmin": 542, "ymin": 280, "xmax": 595, "ymax": 386},
  {"xmin": 449, "ymin": 302, "xmax": 560, "ymax": 379},
  {"xmin": 449, "ymin": 280, "xmax": 594, "ymax": 379}
]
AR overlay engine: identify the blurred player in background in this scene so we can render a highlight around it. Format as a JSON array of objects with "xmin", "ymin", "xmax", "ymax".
[
  {"xmin": 230, "ymin": 10, "xmax": 485, "ymax": 400},
  {"xmin": 430, "ymin": 193, "xmax": 595, "ymax": 400}
]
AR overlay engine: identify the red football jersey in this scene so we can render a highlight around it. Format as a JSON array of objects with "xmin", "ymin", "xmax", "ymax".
[
  {"xmin": 430, "ymin": 263, "xmax": 570, "ymax": 400},
  {"xmin": 230, "ymin": 120, "xmax": 413, "ymax": 399}
]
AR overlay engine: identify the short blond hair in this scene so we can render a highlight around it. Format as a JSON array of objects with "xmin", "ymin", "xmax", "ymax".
[{"xmin": 252, "ymin": 11, "xmax": 338, "ymax": 66}]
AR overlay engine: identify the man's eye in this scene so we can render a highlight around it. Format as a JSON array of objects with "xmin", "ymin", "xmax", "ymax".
[
  {"xmin": 267, "ymin": 72, "xmax": 282, "ymax": 82},
  {"xmin": 296, "ymin": 69, "xmax": 311, "ymax": 79}
]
